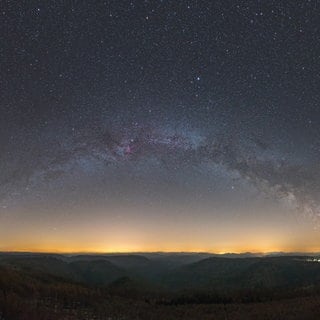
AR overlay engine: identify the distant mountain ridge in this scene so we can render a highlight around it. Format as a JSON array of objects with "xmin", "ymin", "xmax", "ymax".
[{"xmin": 1, "ymin": 252, "xmax": 320, "ymax": 292}]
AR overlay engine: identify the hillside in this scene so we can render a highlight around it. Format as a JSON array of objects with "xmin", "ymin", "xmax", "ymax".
[{"xmin": 1, "ymin": 256, "xmax": 320, "ymax": 319}]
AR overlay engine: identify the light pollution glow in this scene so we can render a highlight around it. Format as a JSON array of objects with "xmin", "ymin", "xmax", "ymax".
[{"xmin": 1, "ymin": 206, "xmax": 319, "ymax": 254}]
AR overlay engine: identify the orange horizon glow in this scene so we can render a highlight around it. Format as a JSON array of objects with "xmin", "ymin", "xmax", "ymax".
[
  {"xmin": 1, "ymin": 245, "xmax": 320, "ymax": 255},
  {"xmin": 1, "ymin": 206, "xmax": 319, "ymax": 256}
]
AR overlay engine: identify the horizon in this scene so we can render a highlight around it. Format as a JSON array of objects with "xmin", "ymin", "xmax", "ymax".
[{"xmin": 1, "ymin": 249, "xmax": 320, "ymax": 256}]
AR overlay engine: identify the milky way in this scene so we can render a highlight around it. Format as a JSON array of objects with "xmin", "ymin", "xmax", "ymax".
[
  {"xmin": 1, "ymin": 1, "xmax": 320, "ymax": 252},
  {"xmin": 2, "ymin": 117, "xmax": 319, "ymax": 223}
]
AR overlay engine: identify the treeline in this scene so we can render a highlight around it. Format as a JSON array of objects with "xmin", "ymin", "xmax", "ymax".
[
  {"xmin": 2, "ymin": 264, "xmax": 320, "ymax": 320},
  {"xmin": 0, "ymin": 266, "xmax": 104, "ymax": 320},
  {"xmin": 157, "ymin": 285, "xmax": 320, "ymax": 306}
]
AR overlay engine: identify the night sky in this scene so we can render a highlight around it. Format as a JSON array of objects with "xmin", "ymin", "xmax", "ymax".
[{"xmin": 1, "ymin": 1, "xmax": 320, "ymax": 253}]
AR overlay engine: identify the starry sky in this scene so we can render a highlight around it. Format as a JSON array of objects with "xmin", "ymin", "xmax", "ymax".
[{"xmin": 1, "ymin": 1, "xmax": 320, "ymax": 253}]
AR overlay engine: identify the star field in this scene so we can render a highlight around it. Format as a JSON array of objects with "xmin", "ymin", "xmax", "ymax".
[{"xmin": 1, "ymin": 1, "xmax": 320, "ymax": 253}]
